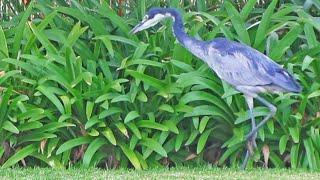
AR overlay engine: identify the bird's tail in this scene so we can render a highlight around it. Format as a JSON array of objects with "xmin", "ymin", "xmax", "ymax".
[{"xmin": 270, "ymin": 69, "xmax": 302, "ymax": 93}]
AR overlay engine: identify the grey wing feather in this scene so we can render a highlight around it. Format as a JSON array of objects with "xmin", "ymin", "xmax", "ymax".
[
  {"xmin": 210, "ymin": 52, "xmax": 272, "ymax": 87},
  {"xmin": 207, "ymin": 38, "xmax": 301, "ymax": 93}
]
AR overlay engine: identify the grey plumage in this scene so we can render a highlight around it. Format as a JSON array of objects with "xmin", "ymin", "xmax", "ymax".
[{"xmin": 131, "ymin": 7, "xmax": 301, "ymax": 169}]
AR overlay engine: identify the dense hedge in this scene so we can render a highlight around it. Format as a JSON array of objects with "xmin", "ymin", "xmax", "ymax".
[{"xmin": 0, "ymin": 0, "xmax": 319, "ymax": 169}]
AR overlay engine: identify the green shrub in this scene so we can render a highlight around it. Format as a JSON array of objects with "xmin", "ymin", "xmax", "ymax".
[{"xmin": 0, "ymin": 0, "xmax": 319, "ymax": 169}]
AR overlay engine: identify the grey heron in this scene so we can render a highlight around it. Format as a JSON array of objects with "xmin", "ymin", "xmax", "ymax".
[{"xmin": 130, "ymin": 8, "xmax": 301, "ymax": 169}]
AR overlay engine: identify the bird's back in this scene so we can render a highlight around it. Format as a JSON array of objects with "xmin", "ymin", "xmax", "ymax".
[{"xmin": 205, "ymin": 38, "xmax": 301, "ymax": 93}]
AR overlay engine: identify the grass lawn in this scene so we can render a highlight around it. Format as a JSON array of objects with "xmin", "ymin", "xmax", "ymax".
[{"xmin": 0, "ymin": 167, "xmax": 319, "ymax": 179}]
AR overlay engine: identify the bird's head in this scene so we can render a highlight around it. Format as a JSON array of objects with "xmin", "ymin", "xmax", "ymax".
[{"xmin": 130, "ymin": 8, "xmax": 175, "ymax": 34}]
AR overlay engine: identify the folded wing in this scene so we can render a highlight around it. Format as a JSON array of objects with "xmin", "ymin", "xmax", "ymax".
[{"xmin": 209, "ymin": 38, "xmax": 301, "ymax": 93}]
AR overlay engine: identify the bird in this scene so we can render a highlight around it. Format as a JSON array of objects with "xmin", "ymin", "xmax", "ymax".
[{"xmin": 130, "ymin": 7, "xmax": 301, "ymax": 169}]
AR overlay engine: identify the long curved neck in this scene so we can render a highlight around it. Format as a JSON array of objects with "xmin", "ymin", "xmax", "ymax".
[
  {"xmin": 170, "ymin": 11, "xmax": 189, "ymax": 46},
  {"xmin": 167, "ymin": 9, "xmax": 206, "ymax": 59}
]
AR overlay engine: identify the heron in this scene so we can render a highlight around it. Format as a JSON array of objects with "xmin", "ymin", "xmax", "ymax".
[{"xmin": 130, "ymin": 7, "xmax": 301, "ymax": 169}]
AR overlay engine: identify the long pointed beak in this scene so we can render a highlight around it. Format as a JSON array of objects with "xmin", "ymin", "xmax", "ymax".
[{"xmin": 130, "ymin": 22, "xmax": 144, "ymax": 34}]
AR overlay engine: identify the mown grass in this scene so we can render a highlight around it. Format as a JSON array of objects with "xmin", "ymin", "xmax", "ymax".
[{"xmin": 0, "ymin": 167, "xmax": 319, "ymax": 179}]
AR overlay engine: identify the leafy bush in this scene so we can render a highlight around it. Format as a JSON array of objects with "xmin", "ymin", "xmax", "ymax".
[{"xmin": 0, "ymin": 0, "xmax": 319, "ymax": 169}]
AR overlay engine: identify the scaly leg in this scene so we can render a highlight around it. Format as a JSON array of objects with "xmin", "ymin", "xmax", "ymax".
[
  {"xmin": 245, "ymin": 96, "xmax": 276, "ymax": 141},
  {"xmin": 241, "ymin": 95, "xmax": 257, "ymax": 170}
]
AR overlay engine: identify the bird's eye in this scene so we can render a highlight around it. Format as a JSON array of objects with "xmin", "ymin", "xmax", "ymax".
[{"xmin": 143, "ymin": 15, "xmax": 149, "ymax": 21}]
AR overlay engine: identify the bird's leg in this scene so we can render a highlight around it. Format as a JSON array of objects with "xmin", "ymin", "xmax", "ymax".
[
  {"xmin": 245, "ymin": 96, "xmax": 277, "ymax": 141},
  {"xmin": 241, "ymin": 150, "xmax": 250, "ymax": 170},
  {"xmin": 241, "ymin": 95, "xmax": 257, "ymax": 170},
  {"xmin": 246, "ymin": 96, "xmax": 257, "ymax": 151}
]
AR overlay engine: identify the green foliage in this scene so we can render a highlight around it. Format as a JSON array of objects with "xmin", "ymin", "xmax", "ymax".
[{"xmin": 0, "ymin": 0, "xmax": 319, "ymax": 170}]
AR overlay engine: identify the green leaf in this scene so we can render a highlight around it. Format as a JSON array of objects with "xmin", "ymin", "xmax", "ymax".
[
  {"xmin": 86, "ymin": 101, "xmax": 94, "ymax": 120},
  {"xmin": 35, "ymin": 122, "xmax": 75, "ymax": 134},
  {"xmin": 291, "ymin": 144, "xmax": 299, "ymax": 168},
  {"xmin": 96, "ymin": 35, "xmax": 114, "ymax": 57},
  {"xmin": 115, "ymin": 122, "xmax": 129, "ymax": 138},
  {"xmin": 111, "ymin": 95, "xmax": 131, "ymax": 103},
  {"xmin": 184, "ymin": 105, "xmax": 229, "ymax": 123},
  {"xmin": 0, "ymin": 87, "xmax": 12, "ymax": 128},
  {"xmin": 269, "ymin": 151, "xmax": 284, "ymax": 168},
  {"xmin": 175, "ymin": 104, "xmax": 194, "ymax": 113},
  {"xmin": 2, "ymin": 121, "xmax": 19, "ymax": 134},
  {"xmin": 56, "ymin": 136, "xmax": 92, "ymax": 155},
  {"xmin": 24, "ymin": 11, "xmax": 58, "ymax": 53},
  {"xmin": 98, "ymin": 4, "xmax": 132, "ymax": 35},
  {"xmin": 119, "ymin": 144, "xmax": 141, "ymax": 170},
  {"xmin": 83, "ymin": 138, "xmax": 107, "ymax": 167},
  {"xmin": 18, "ymin": 108, "xmax": 44, "ymax": 121},
  {"xmin": 308, "ymin": 90, "xmax": 320, "ymax": 99},
  {"xmin": 98, "ymin": 59, "xmax": 113, "ymax": 81},
  {"xmin": 170, "ymin": 59, "xmax": 194, "ymax": 72},
  {"xmin": 224, "ymin": 1, "xmax": 251, "ymax": 45},
  {"xmin": 199, "ymin": 116, "xmax": 210, "ymax": 134},
  {"xmin": 88, "ymin": 129, "xmax": 99, "ymax": 137},
  {"xmin": 289, "ymin": 127, "xmax": 300, "ymax": 143},
  {"xmin": 12, "ymin": 1, "xmax": 34, "ymax": 58},
  {"xmin": 126, "ymin": 70, "xmax": 166, "ymax": 90},
  {"xmin": 57, "ymin": 7, "xmax": 106, "ymax": 36},
  {"xmin": 82, "ymin": 72, "xmax": 93, "ymax": 86},
  {"xmin": 270, "ymin": 25, "xmax": 303, "ymax": 59},
  {"xmin": 126, "ymin": 59, "xmax": 164, "ymax": 69},
  {"xmin": 193, "ymin": 117, "xmax": 199, "ymax": 130},
  {"xmin": 65, "ymin": 22, "xmax": 88, "ymax": 48},
  {"xmin": 124, "ymin": 111, "xmax": 140, "ymax": 124},
  {"xmin": 159, "ymin": 104, "xmax": 174, "ymax": 113},
  {"xmin": 31, "ymin": 153, "xmax": 64, "ymax": 169},
  {"xmin": 133, "ymin": 42, "xmax": 149, "ymax": 60},
  {"xmin": 219, "ymin": 144, "xmax": 242, "ymax": 165},
  {"xmin": 95, "ymin": 35, "xmax": 138, "ymax": 47},
  {"xmin": 302, "ymin": 56, "xmax": 314, "ymax": 71},
  {"xmin": 0, "ymin": 70, "xmax": 21, "ymax": 85},
  {"xmin": 28, "ymin": 22, "xmax": 58, "ymax": 54},
  {"xmin": 279, "ymin": 135, "xmax": 289, "ymax": 155},
  {"xmin": 85, "ymin": 116, "xmax": 101, "ymax": 129},
  {"xmin": 197, "ymin": 128, "xmax": 213, "ymax": 154},
  {"xmin": 0, "ymin": 147, "xmax": 3, "ymax": 159},
  {"xmin": 185, "ymin": 131, "xmax": 199, "ymax": 146},
  {"xmin": 137, "ymin": 92, "xmax": 148, "ymax": 102},
  {"xmin": 47, "ymin": 138, "xmax": 60, "ymax": 158},
  {"xmin": 37, "ymin": 85, "xmax": 65, "ymax": 114},
  {"xmin": 304, "ymin": 138, "xmax": 317, "ymax": 169},
  {"xmin": 267, "ymin": 119, "xmax": 274, "ymax": 134},
  {"xmin": 163, "ymin": 120, "xmax": 179, "ymax": 134},
  {"xmin": 254, "ymin": 0, "xmax": 278, "ymax": 48},
  {"xmin": 2, "ymin": 144, "xmax": 37, "ymax": 168},
  {"xmin": 101, "ymin": 127, "xmax": 117, "ymax": 145},
  {"xmin": 135, "ymin": 151, "xmax": 148, "ymax": 169},
  {"xmin": 0, "ymin": 26, "xmax": 8, "ymax": 59},
  {"xmin": 195, "ymin": 11, "xmax": 233, "ymax": 39},
  {"xmin": 18, "ymin": 132, "xmax": 57, "ymax": 143},
  {"xmin": 177, "ymin": 73, "xmax": 223, "ymax": 96},
  {"xmin": 175, "ymin": 132, "xmax": 185, "ymax": 151},
  {"xmin": 136, "ymin": 120, "xmax": 169, "ymax": 131},
  {"xmin": 99, "ymin": 107, "xmax": 122, "ymax": 119},
  {"xmin": 126, "ymin": 123, "xmax": 142, "ymax": 139},
  {"xmin": 140, "ymin": 138, "xmax": 167, "ymax": 157},
  {"xmin": 304, "ymin": 23, "xmax": 318, "ymax": 48},
  {"xmin": 95, "ymin": 94, "xmax": 110, "ymax": 103},
  {"xmin": 240, "ymin": 0, "xmax": 258, "ymax": 20}
]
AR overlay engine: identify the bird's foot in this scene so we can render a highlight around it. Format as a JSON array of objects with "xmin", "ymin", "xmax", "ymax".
[
  {"xmin": 246, "ymin": 133, "xmax": 257, "ymax": 156},
  {"xmin": 241, "ymin": 134, "xmax": 258, "ymax": 170}
]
